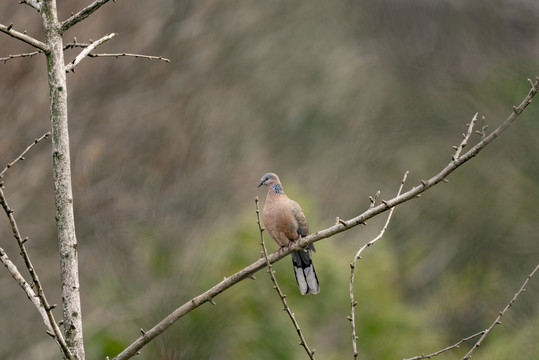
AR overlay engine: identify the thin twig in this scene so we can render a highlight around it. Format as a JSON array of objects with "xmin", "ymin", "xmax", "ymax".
[
  {"xmin": 87, "ymin": 52, "xmax": 170, "ymax": 62},
  {"xmin": 0, "ymin": 23, "xmax": 49, "ymax": 52},
  {"xmin": 461, "ymin": 264, "xmax": 539, "ymax": 360},
  {"xmin": 255, "ymin": 197, "xmax": 316, "ymax": 359},
  {"xmin": 0, "ymin": 133, "xmax": 71, "ymax": 357},
  {"xmin": 0, "ymin": 51, "xmax": 41, "ymax": 63},
  {"xmin": 0, "ymin": 131, "xmax": 50, "ymax": 179},
  {"xmin": 369, "ymin": 191, "xmax": 380, "ymax": 209},
  {"xmin": 64, "ymin": 42, "xmax": 170, "ymax": 63},
  {"xmin": 405, "ymin": 263, "xmax": 539, "ymax": 360},
  {"xmin": 1, "ymin": 46, "xmax": 170, "ymax": 64},
  {"xmin": 474, "ymin": 115, "xmax": 488, "ymax": 140},
  {"xmin": 403, "ymin": 331, "xmax": 485, "ymax": 360},
  {"xmin": 349, "ymin": 171, "xmax": 408, "ymax": 359},
  {"xmin": 64, "ymin": 42, "xmax": 90, "ymax": 49},
  {"xmin": 453, "ymin": 113, "xmax": 478, "ymax": 160},
  {"xmin": 0, "ymin": 188, "xmax": 72, "ymax": 359},
  {"xmin": 60, "ymin": 0, "xmax": 114, "ymax": 33},
  {"xmin": 111, "ymin": 77, "xmax": 539, "ymax": 360},
  {"xmin": 65, "ymin": 32, "xmax": 117, "ymax": 72}
]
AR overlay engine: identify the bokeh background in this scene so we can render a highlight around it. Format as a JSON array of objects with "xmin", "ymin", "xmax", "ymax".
[{"xmin": 1, "ymin": 1, "xmax": 538, "ymax": 359}]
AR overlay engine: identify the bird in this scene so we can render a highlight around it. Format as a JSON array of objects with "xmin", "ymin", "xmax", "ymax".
[{"xmin": 258, "ymin": 172, "xmax": 319, "ymax": 295}]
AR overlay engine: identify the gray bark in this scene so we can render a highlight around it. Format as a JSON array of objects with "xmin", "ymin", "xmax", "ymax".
[{"xmin": 41, "ymin": 1, "xmax": 85, "ymax": 359}]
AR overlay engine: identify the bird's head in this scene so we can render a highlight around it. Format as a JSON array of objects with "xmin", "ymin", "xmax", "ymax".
[{"xmin": 258, "ymin": 173, "xmax": 280, "ymax": 188}]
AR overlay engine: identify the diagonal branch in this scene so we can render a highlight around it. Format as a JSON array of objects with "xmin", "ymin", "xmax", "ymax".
[
  {"xmin": 0, "ymin": 23, "xmax": 49, "ymax": 52},
  {"xmin": 0, "ymin": 187, "xmax": 73, "ymax": 359},
  {"xmin": 0, "ymin": 246, "xmax": 51, "ymax": 330},
  {"xmin": 0, "ymin": 132, "xmax": 72, "ymax": 358},
  {"xmin": 0, "ymin": 131, "xmax": 50, "ymax": 179},
  {"xmin": 462, "ymin": 264, "xmax": 539, "ymax": 360},
  {"xmin": 111, "ymin": 77, "xmax": 538, "ymax": 360},
  {"xmin": 255, "ymin": 197, "xmax": 316, "ymax": 359},
  {"xmin": 65, "ymin": 32, "xmax": 117, "ymax": 72},
  {"xmin": 323, "ymin": 77, "xmax": 538, "ymax": 244},
  {"xmin": 405, "ymin": 263, "xmax": 539, "ymax": 360},
  {"xmin": 60, "ymin": 0, "xmax": 114, "ymax": 33},
  {"xmin": 404, "ymin": 331, "xmax": 485, "ymax": 360},
  {"xmin": 452, "ymin": 113, "xmax": 478, "ymax": 160},
  {"xmin": 19, "ymin": 0, "xmax": 43, "ymax": 12},
  {"xmin": 349, "ymin": 171, "xmax": 408, "ymax": 359}
]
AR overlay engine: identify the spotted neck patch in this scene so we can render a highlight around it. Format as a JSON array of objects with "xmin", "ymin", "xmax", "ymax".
[{"xmin": 271, "ymin": 183, "xmax": 284, "ymax": 194}]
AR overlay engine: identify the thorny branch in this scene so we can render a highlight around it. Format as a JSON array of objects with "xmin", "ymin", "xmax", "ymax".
[
  {"xmin": 0, "ymin": 51, "xmax": 41, "ymax": 63},
  {"xmin": 349, "ymin": 171, "xmax": 408, "ymax": 359},
  {"xmin": 86, "ymin": 52, "xmax": 170, "ymax": 62},
  {"xmin": 403, "ymin": 264, "xmax": 539, "ymax": 360},
  {"xmin": 0, "ymin": 131, "xmax": 50, "ymax": 179},
  {"xmin": 403, "ymin": 331, "xmax": 485, "ymax": 360},
  {"xmin": 461, "ymin": 264, "xmax": 539, "ymax": 360},
  {"xmin": 63, "ymin": 40, "xmax": 170, "ymax": 63},
  {"xmin": 111, "ymin": 77, "xmax": 539, "ymax": 360},
  {"xmin": 1, "ymin": 42, "xmax": 170, "ymax": 65},
  {"xmin": 0, "ymin": 135, "xmax": 73, "ymax": 359},
  {"xmin": 255, "ymin": 197, "xmax": 316, "ymax": 359}
]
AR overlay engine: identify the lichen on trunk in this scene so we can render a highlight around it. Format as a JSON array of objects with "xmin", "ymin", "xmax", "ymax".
[{"xmin": 41, "ymin": 0, "xmax": 85, "ymax": 359}]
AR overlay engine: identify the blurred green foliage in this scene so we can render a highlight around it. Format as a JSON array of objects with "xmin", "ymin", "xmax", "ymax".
[{"xmin": 0, "ymin": 0, "xmax": 538, "ymax": 359}]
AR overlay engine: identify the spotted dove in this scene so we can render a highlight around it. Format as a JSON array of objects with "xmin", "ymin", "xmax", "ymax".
[{"xmin": 258, "ymin": 173, "xmax": 320, "ymax": 295}]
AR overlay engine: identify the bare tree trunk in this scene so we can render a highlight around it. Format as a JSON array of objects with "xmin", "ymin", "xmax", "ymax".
[
  {"xmin": 41, "ymin": 1, "xmax": 85, "ymax": 359},
  {"xmin": 2, "ymin": 1, "xmax": 165, "ymax": 358}
]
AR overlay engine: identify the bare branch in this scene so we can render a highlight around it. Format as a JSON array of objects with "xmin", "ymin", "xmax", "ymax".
[
  {"xmin": 0, "ymin": 50, "xmax": 41, "ymax": 63},
  {"xmin": 453, "ymin": 113, "xmax": 478, "ymax": 160},
  {"xmin": 462, "ymin": 264, "xmax": 539, "ymax": 360},
  {"xmin": 0, "ymin": 131, "xmax": 50, "ymax": 179},
  {"xmin": 403, "ymin": 331, "xmax": 485, "ymax": 360},
  {"xmin": 87, "ymin": 52, "xmax": 170, "ymax": 62},
  {"xmin": 1, "ymin": 45, "xmax": 169, "ymax": 65},
  {"xmin": 19, "ymin": 0, "xmax": 42, "ymax": 12},
  {"xmin": 0, "ymin": 23, "xmax": 49, "ymax": 52},
  {"xmin": 60, "ymin": 0, "xmax": 114, "ymax": 33},
  {"xmin": 404, "ymin": 263, "xmax": 539, "ymax": 360},
  {"xmin": 349, "ymin": 171, "xmax": 408, "ymax": 359},
  {"xmin": 474, "ymin": 115, "xmax": 488, "ymax": 139},
  {"xmin": 0, "ymin": 246, "xmax": 50, "ymax": 329},
  {"xmin": 255, "ymin": 197, "xmax": 316, "ymax": 359},
  {"xmin": 65, "ymin": 32, "xmax": 117, "ymax": 72},
  {"xmin": 0, "ymin": 187, "xmax": 73, "ymax": 359},
  {"xmin": 62, "ymin": 38, "xmax": 170, "ymax": 62},
  {"xmin": 64, "ymin": 41, "xmax": 89, "ymax": 50},
  {"xmin": 63, "ymin": 41, "xmax": 170, "ymax": 63},
  {"xmin": 111, "ymin": 77, "xmax": 538, "ymax": 360},
  {"xmin": 0, "ymin": 133, "xmax": 71, "ymax": 357}
]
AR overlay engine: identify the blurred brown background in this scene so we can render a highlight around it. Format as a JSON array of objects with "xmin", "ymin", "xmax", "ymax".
[{"xmin": 1, "ymin": 1, "xmax": 538, "ymax": 359}]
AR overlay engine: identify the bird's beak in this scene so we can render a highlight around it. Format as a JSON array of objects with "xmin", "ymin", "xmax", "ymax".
[{"xmin": 258, "ymin": 180, "xmax": 265, "ymax": 188}]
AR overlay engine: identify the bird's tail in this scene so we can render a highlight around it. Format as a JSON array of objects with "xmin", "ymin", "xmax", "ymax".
[{"xmin": 291, "ymin": 248, "xmax": 320, "ymax": 295}]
